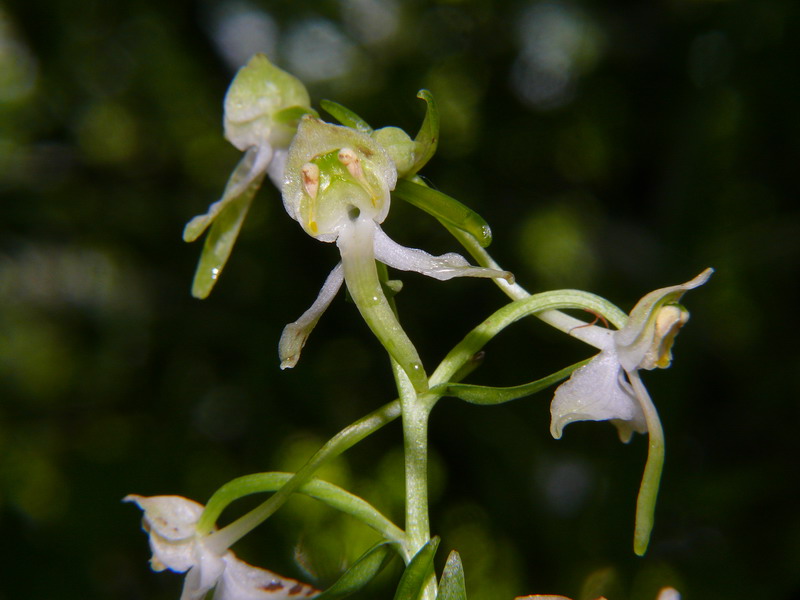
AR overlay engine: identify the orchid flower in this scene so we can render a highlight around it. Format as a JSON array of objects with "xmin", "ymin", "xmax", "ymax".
[
  {"xmin": 124, "ymin": 494, "xmax": 318, "ymax": 600},
  {"xmin": 549, "ymin": 268, "xmax": 713, "ymax": 554},
  {"xmin": 183, "ymin": 54, "xmax": 313, "ymax": 299},
  {"xmin": 277, "ymin": 116, "xmax": 512, "ymax": 393}
]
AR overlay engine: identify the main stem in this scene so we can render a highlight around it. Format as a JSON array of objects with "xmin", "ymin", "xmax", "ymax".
[{"xmin": 394, "ymin": 360, "xmax": 437, "ymax": 600}]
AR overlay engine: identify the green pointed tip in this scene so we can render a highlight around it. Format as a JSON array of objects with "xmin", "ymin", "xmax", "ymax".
[
  {"xmin": 634, "ymin": 533, "xmax": 650, "ymax": 557},
  {"xmin": 319, "ymin": 99, "xmax": 373, "ymax": 133},
  {"xmin": 183, "ymin": 216, "xmax": 208, "ymax": 243},
  {"xmin": 191, "ymin": 274, "xmax": 215, "ymax": 300},
  {"xmin": 409, "ymin": 90, "xmax": 439, "ymax": 176},
  {"xmin": 438, "ymin": 550, "xmax": 467, "ymax": 600},
  {"xmin": 632, "ymin": 431, "xmax": 664, "ymax": 557}
]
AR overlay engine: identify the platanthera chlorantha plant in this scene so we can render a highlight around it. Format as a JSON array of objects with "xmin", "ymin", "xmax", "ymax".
[{"xmin": 128, "ymin": 54, "xmax": 713, "ymax": 600}]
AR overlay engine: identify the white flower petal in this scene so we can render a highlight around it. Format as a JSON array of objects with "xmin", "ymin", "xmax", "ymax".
[
  {"xmin": 181, "ymin": 546, "xmax": 226, "ymax": 600},
  {"xmin": 267, "ymin": 149, "xmax": 289, "ymax": 190},
  {"xmin": 373, "ymin": 225, "xmax": 512, "ymax": 281},
  {"xmin": 215, "ymin": 554, "xmax": 319, "ymax": 599},
  {"xmin": 124, "ymin": 494, "xmax": 206, "ymax": 573},
  {"xmin": 549, "ymin": 349, "xmax": 646, "ymax": 440},
  {"xmin": 279, "ymin": 262, "xmax": 345, "ymax": 369},
  {"xmin": 615, "ymin": 268, "xmax": 712, "ymax": 372},
  {"xmin": 124, "ymin": 494, "xmax": 203, "ymax": 541}
]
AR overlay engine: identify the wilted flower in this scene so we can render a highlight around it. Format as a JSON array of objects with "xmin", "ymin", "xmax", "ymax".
[
  {"xmin": 125, "ymin": 494, "xmax": 318, "ymax": 600},
  {"xmin": 278, "ymin": 116, "xmax": 511, "ymax": 392}
]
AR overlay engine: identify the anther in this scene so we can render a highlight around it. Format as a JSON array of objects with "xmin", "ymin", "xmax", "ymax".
[
  {"xmin": 337, "ymin": 148, "xmax": 363, "ymax": 180},
  {"xmin": 301, "ymin": 163, "xmax": 320, "ymax": 199}
]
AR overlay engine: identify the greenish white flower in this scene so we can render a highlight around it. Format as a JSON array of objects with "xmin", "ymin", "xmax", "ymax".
[
  {"xmin": 183, "ymin": 54, "xmax": 312, "ymax": 299},
  {"xmin": 550, "ymin": 268, "xmax": 712, "ymax": 441},
  {"xmin": 278, "ymin": 116, "xmax": 511, "ymax": 391},
  {"xmin": 125, "ymin": 494, "xmax": 318, "ymax": 600}
]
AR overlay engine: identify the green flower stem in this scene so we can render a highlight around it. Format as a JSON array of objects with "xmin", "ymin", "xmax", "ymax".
[
  {"xmin": 429, "ymin": 290, "xmax": 629, "ymax": 390},
  {"xmin": 435, "ymin": 357, "xmax": 591, "ymax": 405},
  {"xmin": 339, "ymin": 217, "xmax": 429, "ymax": 393},
  {"xmin": 629, "ymin": 370, "xmax": 666, "ymax": 556},
  {"xmin": 200, "ymin": 472, "xmax": 406, "ymax": 550},
  {"xmin": 442, "ymin": 222, "xmax": 625, "ymax": 350},
  {"xmin": 393, "ymin": 360, "xmax": 437, "ymax": 600},
  {"xmin": 202, "ymin": 399, "xmax": 402, "ymax": 553}
]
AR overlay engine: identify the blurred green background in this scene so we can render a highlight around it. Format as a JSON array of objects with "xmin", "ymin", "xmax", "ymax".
[{"xmin": 1, "ymin": 0, "xmax": 798, "ymax": 598}]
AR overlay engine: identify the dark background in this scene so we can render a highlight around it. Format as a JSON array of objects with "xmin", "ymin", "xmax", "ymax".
[{"xmin": 1, "ymin": 0, "xmax": 798, "ymax": 598}]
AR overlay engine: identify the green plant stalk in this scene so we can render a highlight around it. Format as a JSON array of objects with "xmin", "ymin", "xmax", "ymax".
[
  {"xmin": 442, "ymin": 222, "xmax": 625, "ymax": 350},
  {"xmin": 203, "ymin": 399, "xmax": 402, "ymax": 553},
  {"xmin": 378, "ymin": 258, "xmax": 437, "ymax": 599},
  {"xmin": 429, "ymin": 289, "xmax": 628, "ymax": 389},
  {"xmin": 202, "ymin": 472, "xmax": 406, "ymax": 549},
  {"xmin": 339, "ymin": 216, "xmax": 429, "ymax": 393},
  {"xmin": 393, "ymin": 359, "xmax": 437, "ymax": 600}
]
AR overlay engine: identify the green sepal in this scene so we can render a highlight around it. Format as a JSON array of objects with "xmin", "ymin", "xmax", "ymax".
[
  {"xmin": 433, "ymin": 358, "xmax": 590, "ymax": 405},
  {"xmin": 187, "ymin": 170, "xmax": 263, "ymax": 299},
  {"xmin": 437, "ymin": 551, "xmax": 467, "ymax": 600},
  {"xmin": 320, "ymin": 99, "xmax": 373, "ymax": 133},
  {"xmin": 315, "ymin": 542, "xmax": 397, "ymax": 600},
  {"xmin": 273, "ymin": 105, "xmax": 319, "ymax": 125},
  {"xmin": 393, "ymin": 537, "xmax": 440, "ymax": 600},
  {"xmin": 409, "ymin": 90, "xmax": 439, "ymax": 176},
  {"xmin": 393, "ymin": 179, "xmax": 492, "ymax": 248}
]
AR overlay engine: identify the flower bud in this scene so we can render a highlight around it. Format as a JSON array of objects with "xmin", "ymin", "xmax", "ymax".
[
  {"xmin": 223, "ymin": 54, "xmax": 311, "ymax": 153},
  {"xmin": 371, "ymin": 126, "xmax": 416, "ymax": 176}
]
